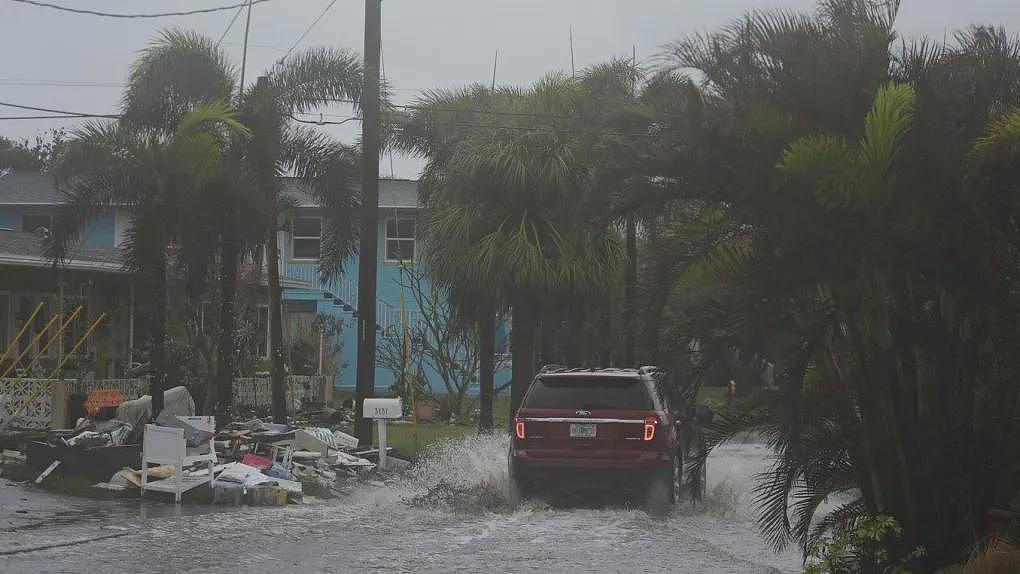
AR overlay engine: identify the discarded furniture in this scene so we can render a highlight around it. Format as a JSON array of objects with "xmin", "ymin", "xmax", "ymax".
[{"xmin": 140, "ymin": 416, "xmax": 216, "ymax": 503}]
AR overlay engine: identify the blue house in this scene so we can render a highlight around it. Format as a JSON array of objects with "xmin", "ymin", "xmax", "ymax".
[{"xmin": 0, "ymin": 170, "xmax": 509, "ymax": 398}]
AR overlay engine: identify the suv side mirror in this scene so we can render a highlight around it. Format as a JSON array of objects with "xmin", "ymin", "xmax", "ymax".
[{"xmin": 694, "ymin": 404, "xmax": 714, "ymax": 424}]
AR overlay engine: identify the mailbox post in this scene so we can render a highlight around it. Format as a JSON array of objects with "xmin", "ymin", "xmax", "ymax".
[{"xmin": 362, "ymin": 397, "xmax": 402, "ymax": 470}]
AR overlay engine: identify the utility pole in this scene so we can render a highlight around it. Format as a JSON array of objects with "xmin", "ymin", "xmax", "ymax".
[
  {"xmin": 354, "ymin": 0, "xmax": 382, "ymax": 445},
  {"xmin": 624, "ymin": 45, "xmax": 638, "ymax": 367},
  {"xmin": 238, "ymin": 0, "xmax": 254, "ymax": 92}
]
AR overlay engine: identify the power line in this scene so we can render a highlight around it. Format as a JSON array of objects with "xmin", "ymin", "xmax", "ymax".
[
  {"xmin": 8, "ymin": 0, "xmax": 276, "ymax": 18},
  {"xmin": 289, "ymin": 113, "xmax": 359, "ymax": 126},
  {"xmin": 0, "ymin": 100, "xmax": 120, "ymax": 119},
  {"xmin": 216, "ymin": 7, "xmax": 244, "ymax": 45},
  {"xmin": 282, "ymin": 0, "xmax": 339, "ymax": 61},
  {"xmin": 0, "ymin": 99, "xmax": 659, "ymax": 138},
  {"xmin": 0, "ymin": 79, "xmax": 124, "ymax": 88},
  {"xmin": 0, "ymin": 115, "xmax": 92, "ymax": 120}
]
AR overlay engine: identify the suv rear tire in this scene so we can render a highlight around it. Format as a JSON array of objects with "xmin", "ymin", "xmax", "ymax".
[
  {"xmin": 645, "ymin": 453, "xmax": 681, "ymax": 514},
  {"xmin": 507, "ymin": 452, "xmax": 524, "ymax": 509}
]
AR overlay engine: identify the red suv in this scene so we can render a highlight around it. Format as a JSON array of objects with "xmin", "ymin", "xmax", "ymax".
[{"xmin": 509, "ymin": 366, "xmax": 701, "ymax": 510}]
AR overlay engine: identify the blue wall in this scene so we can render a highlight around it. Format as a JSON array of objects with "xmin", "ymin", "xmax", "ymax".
[
  {"xmin": 279, "ymin": 208, "xmax": 512, "ymax": 397},
  {"xmin": 0, "ymin": 206, "xmax": 116, "ymax": 247}
]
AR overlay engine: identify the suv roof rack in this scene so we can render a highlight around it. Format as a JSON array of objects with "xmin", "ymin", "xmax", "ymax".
[{"xmin": 538, "ymin": 365, "xmax": 664, "ymax": 376}]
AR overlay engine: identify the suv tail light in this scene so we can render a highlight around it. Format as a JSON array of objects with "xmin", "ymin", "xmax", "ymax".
[
  {"xmin": 643, "ymin": 415, "xmax": 660, "ymax": 441},
  {"xmin": 514, "ymin": 417, "xmax": 526, "ymax": 440}
]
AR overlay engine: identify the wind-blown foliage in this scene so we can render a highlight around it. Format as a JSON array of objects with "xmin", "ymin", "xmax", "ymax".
[
  {"xmin": 49, "ymin": 103, "xmax": 247, "ymax": 413},
  {"xmin": 637, "ymin": 1, "xmax": 1020, "ymax": 568}
]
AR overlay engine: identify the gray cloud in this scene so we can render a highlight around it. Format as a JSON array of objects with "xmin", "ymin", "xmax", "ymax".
[{"xmin": 1, "ymin": 0, "xmax": 1017, "ymax": 177}]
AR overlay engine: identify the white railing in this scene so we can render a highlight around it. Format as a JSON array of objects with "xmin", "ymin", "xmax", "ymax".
[
  {"xmin": 232, "ymin": 375, "xmax": 330, "ymax": 413},
  {"xmin": 279, "ymin": 259, "xmax": 404, "ymax": 333},
  {"xmin": 0, "ymin": 375, "xmax": 332, "ymax": 429}
]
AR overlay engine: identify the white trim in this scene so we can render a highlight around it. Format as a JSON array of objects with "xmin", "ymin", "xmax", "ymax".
[
  {"xmin": 383, "ymin": 215, "xmax": 416, "ymax": 264},
  {"xmin": 0, "ymin": 253, "xmax": 127, "ymax": 273},
  {"xmin": 113, "ymin": 210, "xmax": 132, "ymax": 247},
  {"xmin": 289, "ymin": 216, "xmax": 322, "ymax": 262}
]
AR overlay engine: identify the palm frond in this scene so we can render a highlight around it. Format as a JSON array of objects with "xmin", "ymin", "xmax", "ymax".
[
  {"xmin": 122, "ymin": 28, "xmax": 235, "ymax": 133},
  {"xmin": 280, "ymin": 126, "xmax": 361, "ymax": 282},
  {"xmin": 859, "ymin": 83, "xmax": 916, "ymax": 178},
  {"xmin": 269, "ymin": 46, "xmax": 363, "ymax": 113}
]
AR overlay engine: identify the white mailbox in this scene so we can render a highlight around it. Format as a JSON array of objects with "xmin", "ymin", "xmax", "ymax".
[
  {"xmin": 362, "ymin": 397, "xmax": 402, "ymax": 471},
  {"xmin": 363, "ymin": 397, "xmax": 403, "ymax": 419}
]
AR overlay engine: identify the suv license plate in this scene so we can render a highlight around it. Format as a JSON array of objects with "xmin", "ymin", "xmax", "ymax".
[{"xmin": 569, "ymin": 423, "xmax": 596, "ymax": 438}]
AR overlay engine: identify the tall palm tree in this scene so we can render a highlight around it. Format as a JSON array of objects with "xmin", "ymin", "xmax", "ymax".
[
  {"xmin": 119, "ymin": 30, "xmax": 258, "ymax": 422},
  {"xmin": 49, "ymin": 103, "xmax": 248, "ymax": 414},
  {"xmin": 238, "ymin": 49, "xmax": 363, "ymax": 424},
  {"xmin": 401, "ymin": 77, "xmax": 622, "ymax": 417},
  {"xmin": 640, "ymin": 1, "xmax": 1020, "ymax": 566},
  {"xmin": 116, "ymin": 30, "xmax": 364, "ymax": 424}
]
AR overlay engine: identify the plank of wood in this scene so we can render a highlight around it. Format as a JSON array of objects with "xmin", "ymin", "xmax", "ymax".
[{"xmin": 35, "ymin": 460, "xmax": 60, "ymax": 484}]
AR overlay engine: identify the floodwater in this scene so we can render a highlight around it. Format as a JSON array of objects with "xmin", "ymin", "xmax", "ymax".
[{"xmin": 0, "ymin": 435, "xmax": 800, "ymax": 573}]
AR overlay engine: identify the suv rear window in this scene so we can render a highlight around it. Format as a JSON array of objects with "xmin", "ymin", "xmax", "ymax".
[{"xmin": 523, "ymin": 377, "xmax": 653, "ymax": 410}]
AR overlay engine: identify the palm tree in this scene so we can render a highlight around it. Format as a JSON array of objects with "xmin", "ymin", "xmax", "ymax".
[
  {"xmin": 119, "ymin": 30, "xmax": 258, "ymax": 422},
  {"xmin": 49, "ymin": 103, "xmax": 248, "ymax": 415},
  {"xmin": 115, "ymin": 30, "xmax": 364, "ymax": 424},
  {"xmin": 238, "ymin": 49, "xmax": 363, "ymax": 424},
  {"xmin": 639, "ymin": 1, "xmax": 1020, "ymax": 566},
  {"xmin": 400, "ymin": 77, "xmax": 622, "ymax": 417}
]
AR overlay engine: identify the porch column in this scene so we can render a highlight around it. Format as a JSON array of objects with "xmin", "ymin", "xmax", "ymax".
[{"xmin": 127, "ymin": 282, "xmax": 134, "ymax": 365}]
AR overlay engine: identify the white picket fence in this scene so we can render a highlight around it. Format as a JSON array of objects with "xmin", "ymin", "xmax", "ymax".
[{"xmin": 232, "ymin": 375, "xmax": 329, "ymax": 412}]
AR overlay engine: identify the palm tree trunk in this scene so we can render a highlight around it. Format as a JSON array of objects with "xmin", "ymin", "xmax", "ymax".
[
  {"xmin": 214, "ymin": 231, "xmax": 239, "ymax": 427},
  {"xmin": 510, "ymin": 300, "xmax": 537, "ymax": 420},
  {"xmin": 478, "ymin": 307, "xmax": 495, "ymax": 431},
  {"xmin": 150, "ymin": 249, "xmax": 168, "ymax": 416},
  {"xmin": 540, "ymin": 310, "xmax": 555, "ymax": 367},
  {"xmin": 598, "ymin": 303, "xmax": 611, "ymax": 366},
  {"xmin": 564, "ymin": 301, "xmax": 581, "ymax": 366},
  {"xmin": 624, "ymin": 214, "xmax": 637, "ymax": 366},
  {"xmin": 267, "ymin": 226, "xmax": 287, "ymax": 424}
]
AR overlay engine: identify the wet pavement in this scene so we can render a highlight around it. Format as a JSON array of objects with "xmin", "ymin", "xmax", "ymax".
[{"xmin": 0, "ymin": 435, "xmax": 799, "ymax": 574}]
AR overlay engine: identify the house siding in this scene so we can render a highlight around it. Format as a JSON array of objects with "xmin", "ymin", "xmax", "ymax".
[
  {"xmin": 0, "ymin": 178, "xmax": 511, "ymax": 399},
  {"xmin": 0, "ymin": 206, "xmax": 116, "ymax": 247}
]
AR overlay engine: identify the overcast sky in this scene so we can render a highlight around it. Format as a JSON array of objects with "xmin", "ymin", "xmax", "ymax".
[{"xmin": 2, "ymin": 0, "xmax": 1018, "ymax": 178}]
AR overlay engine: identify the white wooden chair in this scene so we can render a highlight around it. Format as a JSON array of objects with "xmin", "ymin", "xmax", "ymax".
[{"xmin": 140, "ymin": 417, "xmax": 217, "ymax": 503}]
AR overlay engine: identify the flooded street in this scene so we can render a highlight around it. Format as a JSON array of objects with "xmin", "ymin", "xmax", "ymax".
[{"xmin": 1, "ymin": 436, "xmax": 799, "ymax": 574}]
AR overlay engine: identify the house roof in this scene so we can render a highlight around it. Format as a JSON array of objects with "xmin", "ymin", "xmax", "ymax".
[
  {"xmin": 0, "ymin": 171, "xmax": 65, "ymax": 205},
  {"xmin": 282, "ymin": 177, "xmax": 420, "ymax": 209},
  {"xmin": 0, "ymin": 170, "xmax": 421, "ymax": 209},
  {"xmin": 0, "ymin": 229, "xmax": 127, "ymax": 273}
]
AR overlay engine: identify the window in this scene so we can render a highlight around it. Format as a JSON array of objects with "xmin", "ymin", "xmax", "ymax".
[
  {"xmin": 22, "ymin": 214, "xmax": 52, "ymax": 234},
  {"xmin": 291, "ymin": 217, "xmax": 321, "ymax": 260},
  {"xmin": 522, "ymin": 377, "xmax": 653, "ymax": 410},
  {"xmin": 385, "ymin": 216, "xmax": 416, "ymax": 262},
  {"xmin": 284, "ymin": 300, "xmax": 316, "ymax": 340}
]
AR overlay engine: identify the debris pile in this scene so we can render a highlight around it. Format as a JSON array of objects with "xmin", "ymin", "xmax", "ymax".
[{"xmin": 1, "ymin": 385, "xmax": 407, "ymax": 506}]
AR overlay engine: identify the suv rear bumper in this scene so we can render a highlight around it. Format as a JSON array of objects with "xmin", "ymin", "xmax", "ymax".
[{"xmin": 510, "ymin": 449, "xmax": 671, "ymax": 490}]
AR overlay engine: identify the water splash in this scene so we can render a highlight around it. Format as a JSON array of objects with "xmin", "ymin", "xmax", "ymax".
[{"xmin": 349, "ymin": 430, "xmax": 776, "ymax": 521}]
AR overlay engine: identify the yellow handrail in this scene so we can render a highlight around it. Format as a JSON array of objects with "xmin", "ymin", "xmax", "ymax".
[
  {"xmin": 47, "ymin": 312, "xmax": 107, "ymax": 378},
  {"xmin": 17, "ymin": 306, "xmax": 83, "ymax": 380},
  {"xmin": 0, "ymin": 313, "xmax": 108, "ymax": 431},
  {"xmin": 0, "ymin": 312, "xmax": 62, "ymax": 381},
  {"xmin": 0, "ymin": 300, "xmax": 44, "ymax": 368}
]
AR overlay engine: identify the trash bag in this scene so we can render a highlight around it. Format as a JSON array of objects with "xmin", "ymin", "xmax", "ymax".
[{"xmin": 116, "ymin": 386, "xmax": 195, "ymax": 443}]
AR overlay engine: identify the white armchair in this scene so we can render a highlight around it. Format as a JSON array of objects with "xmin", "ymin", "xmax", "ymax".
[{"xmin": 140, "ymin": 416, "xmax": 217, "ymax": 503}]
